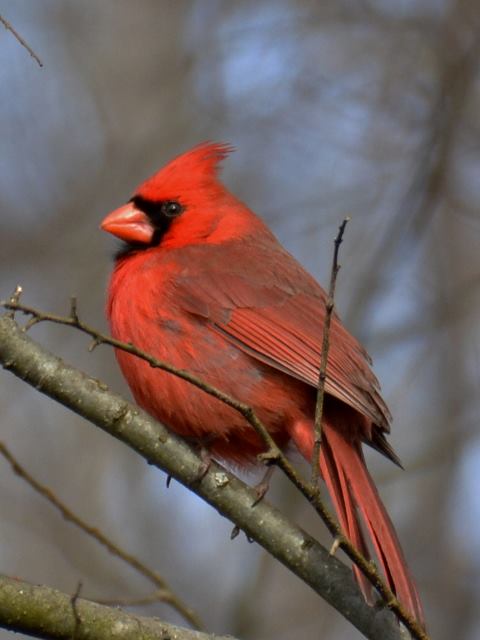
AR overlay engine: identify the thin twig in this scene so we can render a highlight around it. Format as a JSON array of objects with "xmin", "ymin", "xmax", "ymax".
[
  {"xmin": 5, "ymin": 285, "xmax": 22, "ymax": 320},
  {"xmin": 0, "ymin": 440, "xmax": 202, "ymax": 630},
  {"xmin": 0, "ymin": 14, "xmax": 43, "ymax": 67},
  {"xmin": 311, "ymin": 217, "xmax": 350, "ymax": 487},
  {"xmin": 0, "ymin": 295, "xmax": 429, "ymax": 640},
  {"xmin": 70, "ymin": 582, "xmax": 83, "ymax": 639},
  {"xmin": 330, "ymin": 537, "xmax": 341, "ymax": 556}
]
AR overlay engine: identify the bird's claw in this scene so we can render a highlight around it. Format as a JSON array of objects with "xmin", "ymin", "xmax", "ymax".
[
  {"xmin": 251, "ymin": 466, "xmax": 275, "ymax": 506},
  {"xmin": 193, "ymin": 446, "xmax": 212, "ymax": 483}
]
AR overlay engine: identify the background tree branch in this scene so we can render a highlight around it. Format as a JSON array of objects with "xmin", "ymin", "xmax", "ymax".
[
  {"xmin": 0, "ymin": 313, "xmax": 404, "ymax": 640},
  {"xmin": 0, "ymin": 575, "xmax": 233, "ymax": 640},
  {"xmin": 0, "ymin": 13, "xmax": 43, "ymax": 67},
  {"xmin": 0, "ymin": 439, "xmax": 202, "ymax": 630}
]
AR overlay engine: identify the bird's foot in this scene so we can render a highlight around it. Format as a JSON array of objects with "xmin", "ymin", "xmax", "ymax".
[
  {"xmin": 251, "ymin": 466, "xmax": 275, "ymax": 506},
  {"xmin": 193, "ymin": 446, "xmax": 212, "ymax": 483}
]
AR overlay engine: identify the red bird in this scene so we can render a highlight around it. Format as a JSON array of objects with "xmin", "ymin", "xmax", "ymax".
[{"xmin": 101, "ymin": 142, "xmax": 424, "ymax": 626}]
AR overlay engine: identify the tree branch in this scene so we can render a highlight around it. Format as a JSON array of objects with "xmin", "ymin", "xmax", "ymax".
[
  {"xmin": 0, "ymin": 440, "xmax": 202, "ymax": 630},
  {"xmin": 311, "ymin": 216, "xmax": 350, "ymax": 486},
  {"xmin": 0, "ymin": 575, "xmax": 232, "ymax": 640},
  {"xmin": 0, "ymin": 13, "xmax": 43, "ymax": 67},
  {"xmin": 0, "ymin": 313, "xmax": 405, "ymax": 640}
]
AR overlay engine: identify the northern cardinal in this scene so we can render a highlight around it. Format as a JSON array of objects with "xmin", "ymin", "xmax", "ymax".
[{"xmin": 101, "ymin": 142, "xmax": 424, "ymax": 626}]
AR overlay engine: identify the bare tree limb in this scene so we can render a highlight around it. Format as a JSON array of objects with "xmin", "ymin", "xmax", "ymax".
[
  {"xmin": 0, "ymin": 440, "xmax": 202, "ymax": 630},
  {"xmin": 0, "ymin": 313, "xmax": 406, "ymax": 640},
  {"xmin": 0, "ymin": 575, "xmax": 232, "ymax": 640}
]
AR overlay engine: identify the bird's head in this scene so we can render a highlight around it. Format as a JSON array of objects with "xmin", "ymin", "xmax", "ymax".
[{"xmin": 101, "ymin": 142, "xmax": 239, "ymax": 251}]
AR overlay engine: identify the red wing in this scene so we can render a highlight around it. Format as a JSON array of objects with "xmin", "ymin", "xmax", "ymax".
[
  {"xmin": 214, "ymin": 299, "xmax": 390, "ymax": 430},
  {"xmin": 173, "ymin": 245, "xmax": 391, "ymax": 431}
]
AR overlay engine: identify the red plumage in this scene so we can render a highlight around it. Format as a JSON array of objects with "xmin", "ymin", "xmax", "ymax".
[{"xmin": 101, "ymin": 142, "xmax": 425, "ymax": 626}]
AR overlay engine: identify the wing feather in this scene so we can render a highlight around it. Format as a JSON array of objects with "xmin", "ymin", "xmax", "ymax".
[{"xmin": 173, "ymin": 240, "xmax": 391, "ymax": 431}]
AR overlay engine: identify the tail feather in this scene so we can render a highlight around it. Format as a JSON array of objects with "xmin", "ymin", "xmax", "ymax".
[
  {"xmin": 320, "ymin": 436, "xmax": 373, "ymax": 602},
  {"xmin": 322, "ymin": 423, "xmax": 425, "ymax": 627}
]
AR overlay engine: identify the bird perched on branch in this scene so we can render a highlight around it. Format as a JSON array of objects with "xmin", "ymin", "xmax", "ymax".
[{"xmin": 101, "ymin": 142, "xmax": 424, "ymax": 627}]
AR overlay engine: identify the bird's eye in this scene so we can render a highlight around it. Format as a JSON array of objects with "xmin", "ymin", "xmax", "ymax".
[{"xmin": 161, "ymin": 201, "xmax": 183, "ymax": 218}]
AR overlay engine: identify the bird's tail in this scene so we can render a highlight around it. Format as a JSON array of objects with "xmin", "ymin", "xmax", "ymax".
[{"xmin": 293, "ymin": 418, "xmax": 425, "ymax": 627}]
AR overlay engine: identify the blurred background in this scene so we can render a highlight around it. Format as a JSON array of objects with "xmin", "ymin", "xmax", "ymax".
[{"xmin": 1, "ymin": 1, "xmax": 479, "ymax": 638}]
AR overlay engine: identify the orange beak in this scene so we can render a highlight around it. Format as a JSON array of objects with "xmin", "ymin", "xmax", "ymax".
[{"xmin": 100, "ymin": 202, "xmax": 154, "ymax": 244}]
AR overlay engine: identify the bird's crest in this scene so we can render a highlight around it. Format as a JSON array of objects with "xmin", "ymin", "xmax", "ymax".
[{"xmin": 137, "ymin": 142, "xmax": 235, "ymax": 201}]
